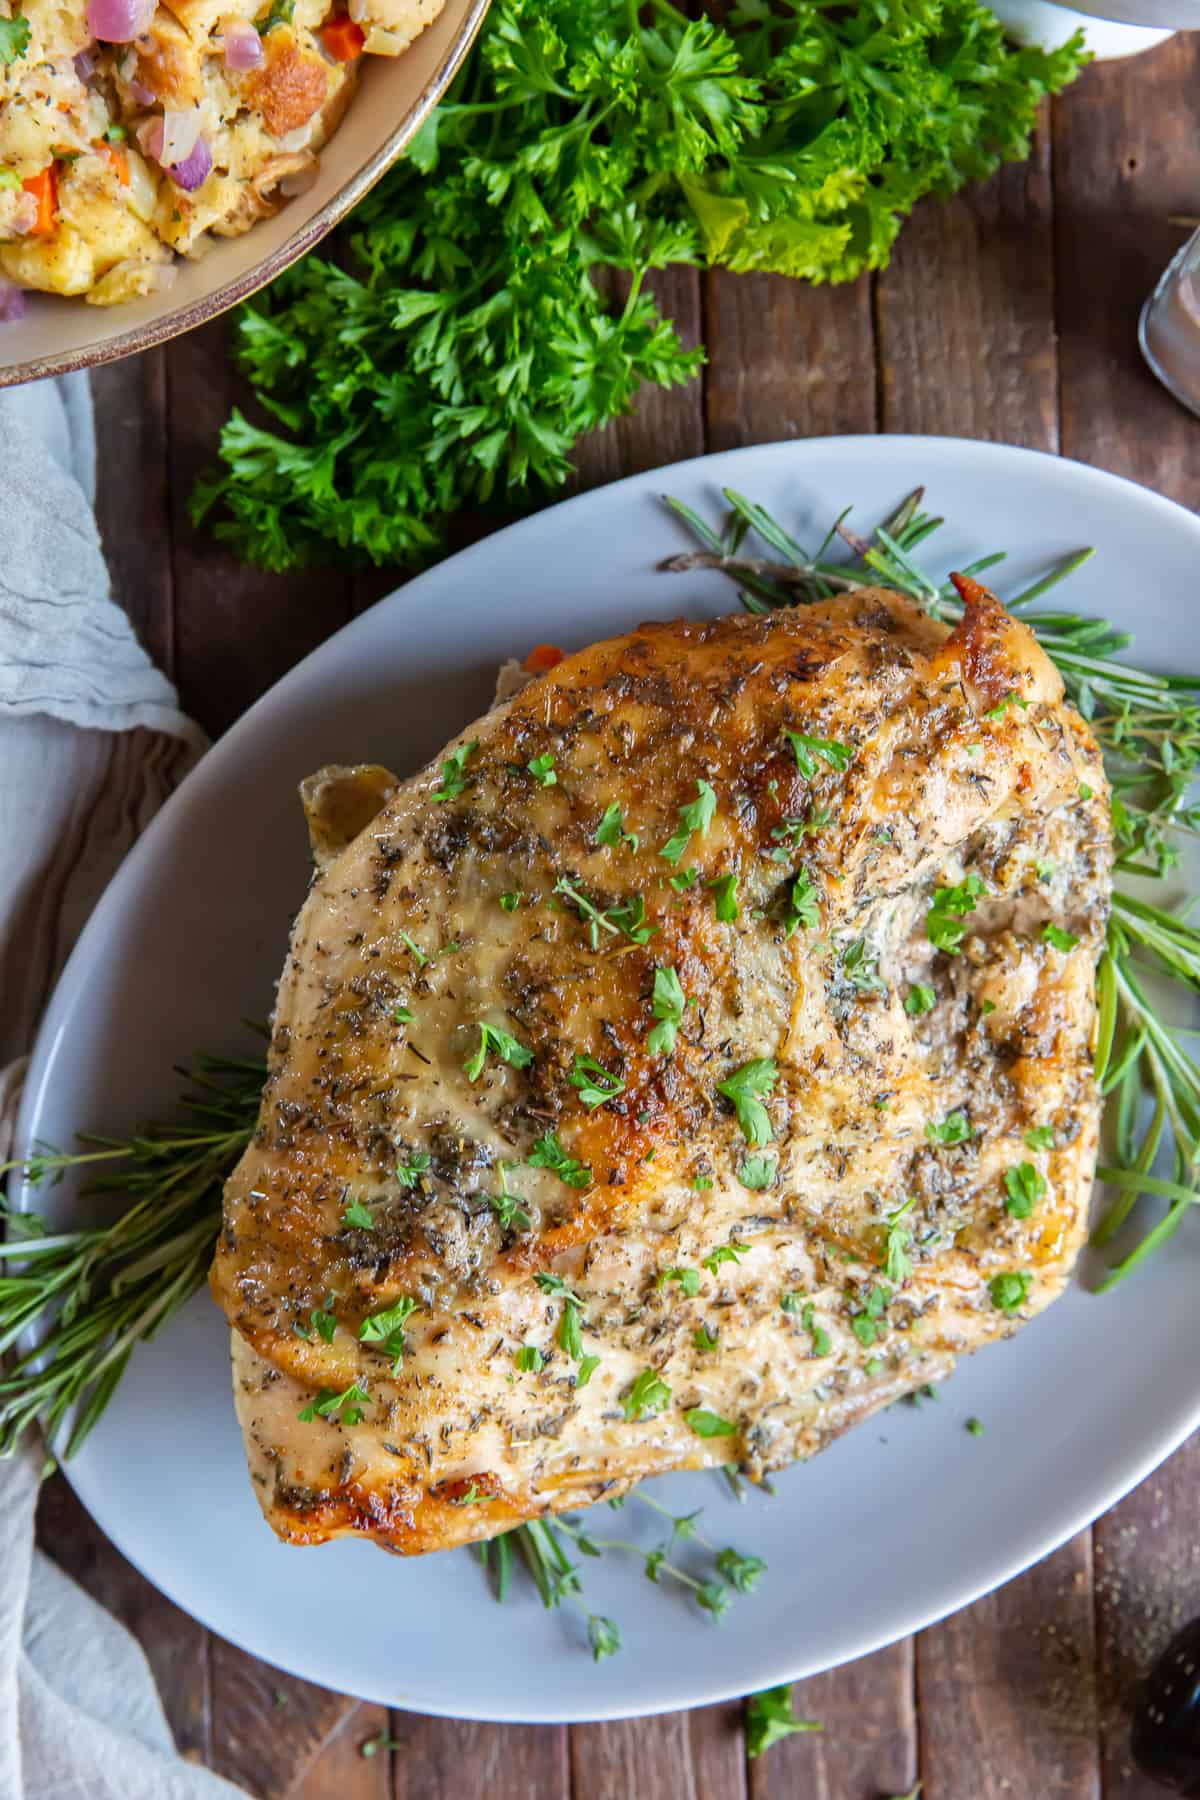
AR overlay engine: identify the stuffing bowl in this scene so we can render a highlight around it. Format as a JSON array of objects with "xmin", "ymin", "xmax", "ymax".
[{"xmin": 0, "ymin": 0, "xmax": 488, "ymax": 387}]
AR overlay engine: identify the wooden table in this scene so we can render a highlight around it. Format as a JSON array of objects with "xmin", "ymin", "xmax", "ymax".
[{"xmin": 34, "ymin": 32, "xmax": 1200, "ymax": 1799}]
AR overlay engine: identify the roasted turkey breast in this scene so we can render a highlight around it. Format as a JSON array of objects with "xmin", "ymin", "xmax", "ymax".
[{"xmin": 211, "ymin": 580, "xmax": 1111, "ymax": 1554}]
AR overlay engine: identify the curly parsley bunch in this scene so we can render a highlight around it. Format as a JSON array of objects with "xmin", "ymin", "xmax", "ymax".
[{"xmin": 194, "ymin": 0, "xmax": 1085, "ymax": 570}]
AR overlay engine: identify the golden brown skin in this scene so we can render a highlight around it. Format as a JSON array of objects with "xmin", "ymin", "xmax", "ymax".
[{"xmin": 212, "ymin": 588, "xmax": 1111, "ymax": 1555}]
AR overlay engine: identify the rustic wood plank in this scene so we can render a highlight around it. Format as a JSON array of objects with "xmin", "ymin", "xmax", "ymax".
[
  {"xmin": 703, "ymin": 271, "xmax": 877, "ymax": 445},
  {"xmin": 748, "ymin": 1647, "xmax": 915, "ymax": 1800},
  {"xmin": 916, "ymin": 1541, "xmax": 1100, "ymax": 1800},
  {"xmin": 390, "ymin": 1718, "xmax": 569, "ymax": 1799},
  {"xmin": 90, "ymin": 349, "xmax": 176, "ymax": 676},
  {"xmin": 163, "ymin": 319, "xmax": 354, "ymax": 738},
  {"xmin": 282, "ymin": 1703, "xmax": 393, "ymax": 1799},
  {"xmin": 209, "ymin": 1638, "xmax": 384, "ymax": 1799},
  {"xmin": 1054, "ymin": 40, "xmax": 1200, "ymax": 1797},
  {"xmin": 571, "ymin": 1705, "xmax": 746, "ymax": 1800},
  {"xmin": 35, "ymin": 1473, "xmax": 212, "ymax": 1766},
  {"xmin": 1054, "ymin": 34, "xmax": 1200, "ymax": 509},
  {"xmin": 877, "ymin": 117, "xmax": 1057, "ymax": 447}
]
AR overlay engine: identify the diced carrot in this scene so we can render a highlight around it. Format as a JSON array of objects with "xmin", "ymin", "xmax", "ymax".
[
  {"xmin": 22, "ymin": 165, "xmax": 57, "ymax": 235},
  {"xmin": 320, "ymin": 12, "xmax": 364, "ymax": 58},
  {"xmin": 523, "ymin": 643, "xmax": 564, "ymax": 673},
  {"xmin": 99, "ymin": 143, "xmax": 130, "ymax": 186}
]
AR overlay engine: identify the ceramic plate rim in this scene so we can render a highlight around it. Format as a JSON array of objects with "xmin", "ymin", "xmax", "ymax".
[{"xmin": 16, "ymin": 433, "xmax": 1200, "ymax": 1721}]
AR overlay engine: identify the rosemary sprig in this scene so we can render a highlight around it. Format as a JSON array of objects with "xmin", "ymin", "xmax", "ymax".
[
  {"xmin": 0, "ymin": 1050, "xmax": 263, "ymax": 1458},
  {"xmin": 666, "ymin": 485, "xmax": 1200, "ymax": 1290}
]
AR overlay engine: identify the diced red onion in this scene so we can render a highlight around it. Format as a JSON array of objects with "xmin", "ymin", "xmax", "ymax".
[
  {"xmin": 222, "ymin": 18, "xmax": 263, "ymax": 68},
  {"xmin": 73, "ymin": 46, "xmax": 96, "ymax": 79},
  {"xmin": 168, "ymin": 135, "xmax": 212, "ymax": 191},
  {"xmin": 159, "ymin": 105, "xmax": 203, "ymax": 166},
  {"xmin": 129, "ymin": 77, "xmax": 156, "ymax": 103},
  {"xmin": 0, "ymin": 283, "xmax": 27, "ymax": 324},
  {"xmin": 135, "ymin": 115, "xmax": 162, "ymax": 157},
  {"xmin": 86, "ymin": 0, "xmax": 155, "ymax": 42}
]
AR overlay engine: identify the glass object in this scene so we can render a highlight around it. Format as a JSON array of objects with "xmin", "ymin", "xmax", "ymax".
[{"xmin": 1141, "ymin": 225, "xmax": 1200, "ymax": 421}]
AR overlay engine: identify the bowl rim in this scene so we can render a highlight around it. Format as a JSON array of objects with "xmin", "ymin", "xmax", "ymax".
[{"xmin": 0, "ymin": 0, "xmax": 491, "ymax": 388}]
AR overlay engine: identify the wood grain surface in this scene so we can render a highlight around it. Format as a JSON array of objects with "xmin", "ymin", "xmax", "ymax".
[{"xmin": 37, "ymin": 35, "xmax": 1200, "ymax": 1799}]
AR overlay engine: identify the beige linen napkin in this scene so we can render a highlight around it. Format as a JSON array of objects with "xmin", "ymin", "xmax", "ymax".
[{"xmin": 0, "ymin": 373, "xmax": 245, "ymax": 1799}]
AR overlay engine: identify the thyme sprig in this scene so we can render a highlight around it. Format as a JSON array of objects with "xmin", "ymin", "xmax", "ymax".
[{"xmin": 667, "ymin": 485, "xmax": 1200, "ymax": 1289}]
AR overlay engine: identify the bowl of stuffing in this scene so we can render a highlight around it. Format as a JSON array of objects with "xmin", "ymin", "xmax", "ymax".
[{"xmin": 0, "ymin": 0, "xmax": 488, "ymax": 382}]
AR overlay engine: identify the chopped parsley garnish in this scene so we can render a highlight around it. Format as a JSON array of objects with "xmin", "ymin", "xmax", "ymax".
[
  {"xmin": 340, "ymin": 1195, "xmax": 375, "ymax": 1230},
  {"xmin": 738, "ymin": 1153, "xmax": 776, "ymax": 1190},
  {"xmin": 717, "ymin": 1056, "xmax": 778, "ymax": 1147},
  {"xmin": 526, "ymin": 752, "xmax": 557, "ymax": 786},
  {"xmin": 692, "ymin": 1172, "xmax": 714, "ymax": 1191},
  {"xmin": 781, "ymin": 867, "xmax": 819, "ymax": 935},
  {"xmin": 905, "ymin": 983, "xmax": 936, "ymax": 1016},
  {"xmin": 670, "ymin": 867, "xmax": 700, "ymax": 893},
  {"xmin": 432, "ymin": 739, "xmax": 478, "ymax": 801},
  {"xmin": 398, "ymin": 929, "xmax": 429, "ymax": 967},
  {"xmin": 464, "ymin": 1021, "xmax": 533, "ymax": 1081},
  {"xmin": 1035, "ymin": 858, "xmax": 1055, "ymax": 881},
  {"xmin": 769, "ymin": 809, "xmax": 831, "ymax": 860},
  {"xmin": 926, "ymin": 874, "xmax": 986, "ymax": 954},
  {"xmin": 647, "ymin": 964, "xmax": 686, "ymax": 1056},
  {"xmin": 554, "ymin": 876, "xmax": 656, "ymax": 946},
  {"xmin": 298, "ymin": 1381, "xmax": 369, "ymax": 1426},
  {"xmin": 0, "ymin": 15, "xmax": 31, "ymax": 63},
  {"xmin": 693, "ymin": 1325, "xmax": 719, "ymax": 1351},
  {"xmin": 709, "ymin": 872, "xmax": 739, "ymax": 921},
  {"xmin": 105, "ymin": 123, "xmax": 127, "ymax": 143},
  {"xmin": 780, "ymin": 1290, "xmax": 802, "ymax": 1315},
  {"xmin": 258, "ymin": 0, "xmax": 295, "ymax": 31},
  {"xmin": 1024, "ymin": 1124, "xmax": 1055, "ymax": 1151},
  {"xmin": 925, "ymin": 1110, "xmax": 973, "ymax": 1146},
  {"xmin": 686, "ymin": 1408, "xmax": 736, "ymax": 1438},
  {"xmin": 660, "ymin": 779, "xmax": 717, "ymax": 865},
  {"xmin": 569, "ymin": 1052, "xmax": 625, "ymax": 1109},
  {"xmin": 966, "ymin": 1416, "xmax": 985, "ymax": 1437},
  {"xmin": 557, "ymin": 1298, "xmax": 584, "ymax": 1359},
  {"xmin": 529, "ymin": 1130, "xmax": 592, "ymax": 1187},
  {"xmin": 800, "ymin": 1302, "xmax": 831, "ymax": 1356},
  {"xmin": 308, "ymin": 1296, "xmax": 337, "ymax": 1343},
  {"xmin": 849, "ymin": 1283, "xmax": 891, "ymax": 1347},
  {"xmin": 841, "ymin": 936, "xmax": 886, "ymax": 992},
  {"xmin": 393, "ymin": 1003, "xmax": 414, "ymax": 1024},
  {"xmin": 1042, "ymin": 922, "xmax": 1079, "ymax": 952},
  {"xmin": 397, "ymin": 1150, "xmax": 431, "ymax": 1188},
  {"xmin": 515, "ymin": 1344, "xmax": 544, "ymax": 1372},
  {"xmin": 595, "ymin": 802, "xmax": 638, "ymax": 850},
  {"xmin": 359, "ymin": 1296, "xmax": 417, "ymax": 1369},
  {"xmin": 984, "ymin": 692, "xmax": 1027, "ymax": 720},
  {"xmin": 657, "ymin": 1266, "xmax": 701, "ymax": 1297},
  {"xmin": 782, "ymin": 730, "xmax": 854, "ymax": 779},
  {"xmin": 0, "ymin": 169, "xmax": 20, "ymax": 190},
  {"xmin": 884, "ymin": 1223, "xmax": 912, "ymax": 1283},
  {"xmin": 575, "ymin": 1353, "xmax": 601, "ymax": 1387},
  {"xmin": 989, "ymin": 1270, "xmax": 1032, "ymax": 1314},
  {"xmin": 499, "ymin": 890, "xmax": 523, "ymax": 912},
  {"xmin": 1004, "ymin": 1161, "xmax": 1046, "ymax": 1218},
  {"xmin": 702, "ymin": 1241, "xmax": 750, "ymax": 1276},
  {"xmin": 745, "ymin": 1685, "xmax": 822, "ymax": 1758},
  {"xmin": 535, "ymin": 1272, "xmax": 583, "ymax": 1302},
  {"xmin": 490, "ymin": 1163, "xmax": 532, "ymax": 1232},
  {"xmin": 622, "ymin": 1368, "xmax": 671, "ymax": 1420},
  {"xmin": 1079, "ymin": 782, "xmax": 1094, "ymax": 801}
]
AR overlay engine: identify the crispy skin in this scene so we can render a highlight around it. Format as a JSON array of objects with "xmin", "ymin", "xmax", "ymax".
[{"xmin": 211, "ymin": 589, "xmax": 1111, "ymax": 1555}]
